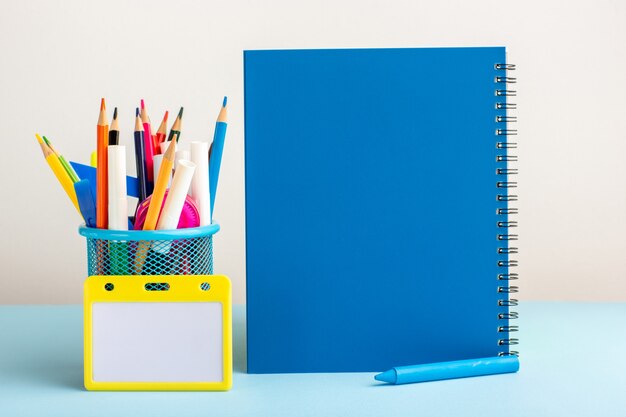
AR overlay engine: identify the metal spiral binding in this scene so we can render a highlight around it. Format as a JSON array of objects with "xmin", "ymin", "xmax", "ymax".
[{"xmin": 495, "ymin": 62, "xmax": 519, "ymax": 356}]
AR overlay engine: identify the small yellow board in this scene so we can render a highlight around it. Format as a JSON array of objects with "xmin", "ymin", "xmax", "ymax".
[{"xmin": 84, "ymin": 275, "xmax": 232, "ymax": 391}]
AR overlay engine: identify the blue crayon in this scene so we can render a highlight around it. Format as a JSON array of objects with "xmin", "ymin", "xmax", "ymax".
[
  {"xmin": 209, "ymin": 96, "xmax": 228, "ymax": 221},
  {"xmin": 375, "ymin": 356, "xmax": 519, "ymax": 385}
]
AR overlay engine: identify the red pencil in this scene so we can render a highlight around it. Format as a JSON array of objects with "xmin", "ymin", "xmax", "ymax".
[
  {"xmin": 140, "ymin": 99, "xmax": 155, "ymax": 188},
  {"xmin": 154, "ymin": 110, "xmax": 168, "ymax": 154}
]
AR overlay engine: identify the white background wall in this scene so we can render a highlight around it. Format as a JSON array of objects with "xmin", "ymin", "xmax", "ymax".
[{"xmin": 1, "ymin": 0, "xmax": 625, "ymax": 304}]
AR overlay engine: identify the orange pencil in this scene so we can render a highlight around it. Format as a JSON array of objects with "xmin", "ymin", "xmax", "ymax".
[
  {"xmin": 96, "ymin": 98, "xmax": 109, "ymax": 228},
  {"xmin": 143, "ymin": 136, "xmax": 176, "ymax": 230},
  {"xmin": 134, "ymin": 136, "xmax": 176, "ymax": 274}
]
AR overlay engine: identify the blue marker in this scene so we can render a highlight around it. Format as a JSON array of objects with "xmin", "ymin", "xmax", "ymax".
[
  {"xmin": 209, "ymin": 96, "xmax": 228, "ymax": 221},
  {"xmin": 375, "ymin": 356, "xmax": 519, "ymax": 385},
  {"xmin": 74, "ymin": 179, "xmax": 97, "ymax": 227}
]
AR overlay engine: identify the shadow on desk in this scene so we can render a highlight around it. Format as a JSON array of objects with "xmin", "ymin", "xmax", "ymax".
[
  {"xmin": 0, "ymin": 305, "xmax": 248, "ymax": 391},
  {"xmin": 0, "ymin": 306, "xmax": 84, "ymax": 390}
]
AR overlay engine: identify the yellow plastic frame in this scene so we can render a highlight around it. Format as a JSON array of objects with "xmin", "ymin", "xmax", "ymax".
[{"xmin": 84, "ymin": 274, "xmax": 232, "ymax": 391}]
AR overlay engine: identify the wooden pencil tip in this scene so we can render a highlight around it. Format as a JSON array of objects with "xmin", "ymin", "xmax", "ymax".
[
  {"xmin": 140, "ymin": 99, "xmax": 145, "ymax": 110},
  {"xmin": 217, "ymin": 100, "xmax": 228, "ymax": 122},
  {"xmin": 164, "ymin": 110, "xmax": 169, "ymax": 122},
  {"xmin": 135, "ymin": 112, "xmax": 143, "ymax": 130},
  {"xmin": 222, "ymin": 96, "xmax": 227, "ymax": 107},
  {"xmin": 39, "ymin": 141, "xmax": 52, "ymax": 157},
  {"xmin": 177, "ymin": 107, "xmax": 184, "ymax": 119},
  {"xmin": 136, "ymin": 107, "xmax": 140, "ymax": 117},
  {"xmin": 42, "ymin": 135, "xmax": 51, "ymax": 146},
  {"xmin": 113, "ymin": 107, "xmax": 118, "ymax": 120},
  {"xmin": 164, "ymin": 135, "xmax": 177, "ymax": 159},
  {"xmin": 100, "ymin": 98, "xmax": 106, "ymax": 111},
  {"xmin": 35, "ymin": 133, "xmax": 44, "ymax": 144}
]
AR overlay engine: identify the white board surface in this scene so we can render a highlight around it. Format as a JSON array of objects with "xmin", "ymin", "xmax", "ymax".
[{"xmin": 92, "ymin": 302, "xmax": 223, "ymax": 382}]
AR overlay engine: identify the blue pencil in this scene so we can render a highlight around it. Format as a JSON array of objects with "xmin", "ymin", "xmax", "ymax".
[
  {"xmin": 209, "ymin": 96, "xmax": 228, "ymax": 222},
  {"xmin": 375, "ymin": 356, "xmax": 519, "ymax": 385}
]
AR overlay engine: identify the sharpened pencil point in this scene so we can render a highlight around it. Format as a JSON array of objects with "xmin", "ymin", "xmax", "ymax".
[
  {"xmin": 136, "ymin": 107, "xmax": 140, "ymax": 117},
  {"xmin": 177, "ymin": 107, "xmax": 184, "ymax": 119},
  {"xmin": 164, "ymin": 134, "xmax": 177, "ymax": 159},
  {"xmin": 100, "ymin": 98, "xmax": 106, "ymax": 111},
  {"xmin": 140, "ymin": 99, "xmax": 145, "ymax": 110},
  {"xmin": 222, "ymin": 96, "xmax": 227, "ymax": 107},
  {"xmin": 113, "ymin": 107, "xmax": 118, "ymax": 120},
  {"xmin": 164, "ymin": 110, "xmax": 169, "ymax": 122},
  {"xmin": 35, "ymin": 133, "xmax": 44, "ymax": 144}
]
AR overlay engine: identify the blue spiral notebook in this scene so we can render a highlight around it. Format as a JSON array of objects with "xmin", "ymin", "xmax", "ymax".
[{"xmin": 244, "ymin": 47, "xmax": 518, "ymax": 373}]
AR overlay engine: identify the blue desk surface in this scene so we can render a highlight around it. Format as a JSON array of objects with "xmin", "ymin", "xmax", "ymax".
[{"xmin": 1, "ymin": 302, "xmax": 625, "ymax": 417}]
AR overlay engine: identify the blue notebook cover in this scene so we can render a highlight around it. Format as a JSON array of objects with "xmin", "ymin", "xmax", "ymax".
[{"xmin": 244, "ymin": 47, "xmax": 517, "ymax": 373}]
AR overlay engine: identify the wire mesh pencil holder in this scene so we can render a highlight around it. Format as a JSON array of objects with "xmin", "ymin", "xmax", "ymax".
[{"xmin": 78, "ymin": 224, "xmax": 220, "ymax": 276}]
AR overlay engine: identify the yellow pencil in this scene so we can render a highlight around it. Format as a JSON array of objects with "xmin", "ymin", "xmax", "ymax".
[
  {"xmin": 38, "ymin": 134, "xmax": 80, "ymax": 183},
  {"xmin": 38, "ymin": 139, "xmax": 80, "ymax": 213}
]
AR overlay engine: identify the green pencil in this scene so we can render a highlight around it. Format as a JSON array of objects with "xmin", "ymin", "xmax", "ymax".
[{"xmin": 167, "ymin": 107, "xmax": 183, "ymax": 143}]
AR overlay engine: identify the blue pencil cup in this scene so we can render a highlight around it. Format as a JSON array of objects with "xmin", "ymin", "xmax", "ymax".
[{"xmin": 78, "ymin": 224, "xmax": 220, "ymax": 276}]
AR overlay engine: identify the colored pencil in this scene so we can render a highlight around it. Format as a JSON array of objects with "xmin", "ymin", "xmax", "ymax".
[
  {"xmin": 140, "ymin": 99, "xmax": 155, "ymax": 190},
  {"xmin": 167, "ymin": 107, "xmax": 183, "ymax": 143},
  {"xmin": 39, "ymin": 134, "xmax": 80, "ymax": 183},
  {"xmin": 154, "ymin": 110, "xmax": 168, "ymax": 153},
  {"xmin": 135, "ymin": 137, "xmax": 176, "ymax": 274},
  {"xmin": 108, "ymin": 107, "xmax": 119, "ymax": 145},
  {"xmin": 134, "ymin": 108, "xmax": 149, "ymax": 202},
  {"xmin": 96, "ymin": 98, "xmax": 109, "ymax": 229},
  {"xmin": 37, "ymin": 139, "xmax": 80, "ymax": 214},
  {"xmin": 209, "ymin": 96, "xmax": 228, "ymax": 221},
  {"xmin": 143, "ymin": 136, "xmax": 176, "ymax": 230}
]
